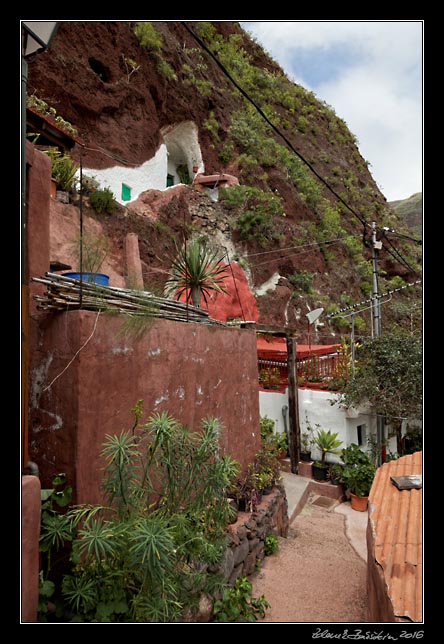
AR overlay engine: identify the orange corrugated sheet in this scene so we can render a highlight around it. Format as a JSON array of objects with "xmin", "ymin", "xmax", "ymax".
[{"xmin": 368, "ymin": 451, "xmax": 423, "ymax": 622}]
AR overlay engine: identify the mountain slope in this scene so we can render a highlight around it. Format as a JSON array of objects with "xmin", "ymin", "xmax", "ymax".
[
  {"xmin": 27, "ymin": 21, "xmax": 422, "ymax": 339},
  {"xmin": 389, "ymin": 193, "xmax": 422, "ymax": 240}
]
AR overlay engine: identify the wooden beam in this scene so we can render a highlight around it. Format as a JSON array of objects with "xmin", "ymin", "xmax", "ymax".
[{"xmin": 286, "ymin": 334, "xmax": 301, "ymax": 473}]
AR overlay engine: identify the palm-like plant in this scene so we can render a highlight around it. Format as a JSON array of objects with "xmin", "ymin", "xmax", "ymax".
[
  {"xmin": 313, "ymin": 429, "xmax": 343, "ymax": 467},
  {"xmin": 164, "ymin": 238, "xmax": 228, "ymax": 308}
]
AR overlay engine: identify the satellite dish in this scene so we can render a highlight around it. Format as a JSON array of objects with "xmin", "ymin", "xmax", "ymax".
[{"xmin": 306, "ymin": 308, "xmax": 324, "ymax": 325}]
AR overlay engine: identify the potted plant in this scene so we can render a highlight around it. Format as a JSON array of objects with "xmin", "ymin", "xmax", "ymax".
[
  {"xmin": 260, "ymin": 416, "xmax": 288, "ymax": 459},
  {"xmin": 300, "ymin": 413, "xmax": 315, "ymax": 462},
  {"xmin": 340, "ymin": 443, "xmax": 376, "ymax": 511},
  {"xmin": 328, "ymin": 462, "xmax": 344, "ymax": 486},
  {"xmin": 43, "ymin": 147, "xmax": 79, "ymax": 201},
  {"xmin": 312, "ymin": 429, "xmax": 343, "ymax": 481},
  {"xmin": 300, "ymin": 432, "xmax": 313, "ymax": 462},
  {"xmin": 274, "ymin": 432, "xmax": 288, "ymax": 459}
]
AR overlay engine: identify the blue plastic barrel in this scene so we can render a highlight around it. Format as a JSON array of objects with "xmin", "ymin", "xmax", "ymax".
[{"xmin": 63, "ymin": 272, "xmax": 109, "ymax": 286}]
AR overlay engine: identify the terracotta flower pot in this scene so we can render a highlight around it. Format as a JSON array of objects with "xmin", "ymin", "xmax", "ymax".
[{"xmin": 350, "ymin": 492, "xmax": 368, "ymax": 512}]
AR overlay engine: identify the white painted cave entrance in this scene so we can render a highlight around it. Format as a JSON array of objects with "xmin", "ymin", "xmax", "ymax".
[
  {"xmin": 80, "ymin": 121, "xmax": 204, "ymax": 205},
  {"xmin": 162, "ymin": 121, "xmax": 203, "ymax": 188}
]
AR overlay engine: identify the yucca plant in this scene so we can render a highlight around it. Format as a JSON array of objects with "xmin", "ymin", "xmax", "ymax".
[{"xmin": 163, "ymin": 238, "xmax": 228, "ymax": 308}]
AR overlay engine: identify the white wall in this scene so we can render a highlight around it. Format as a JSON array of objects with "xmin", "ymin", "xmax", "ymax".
[
  {"xmin": 259, "ymin": 387, "xmax": 378, "ymax": 463},
  {"xmin": 259, "ymin": 390, "xmax": 289, "ymax": 437},
  {"xmin": 80, "ymin": 144, "xmax": 169, "ymax": 205},
  {"xmin": 80, "ymin": 121, "xmax": 204, "ymax": 205}
]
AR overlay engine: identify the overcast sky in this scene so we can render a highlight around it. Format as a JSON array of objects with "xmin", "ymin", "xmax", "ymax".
[{"xmin": 240, "ymin": 21, "xmax": 423, "ymax": 202}]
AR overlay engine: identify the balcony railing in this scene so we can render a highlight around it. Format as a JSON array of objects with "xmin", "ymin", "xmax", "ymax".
[{"xmin": 258, "ymin": 351, "xmax": 347, "ymax": 392}]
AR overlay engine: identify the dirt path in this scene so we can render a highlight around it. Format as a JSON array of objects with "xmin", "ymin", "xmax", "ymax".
[{"xmin": 251, "ymin": 501, "xmax": 368, "ymax": 623}]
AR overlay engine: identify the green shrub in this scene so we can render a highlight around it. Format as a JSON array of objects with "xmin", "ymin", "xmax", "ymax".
[
  {"xmin": 203, "ymin": 111, "xmax": 220, "ymax": 141},
  {"xmin": 213, "ymin": 577, "xmax": 269, "ymax": 622},
  {"xmin": 44, "ymin": 148, "xmax": 79, "ymax": 191},
  {"xmin": 288, "ymin": 270, "xmax": 315, "ymax": 294},
  {"xmin": 134, "ymin": 22, "xmax": 162, "ymax": 51},
  {"xmin": 297, "ymin": 115, "xmax": 309, "ymax": 133},
  {"xmin": 60, "ymin": 404, "xmax": 241, "ymax": 622},
  {"xmin": 156, "ymin": 59, "xmax": 177, "ymax": 81},
  {"xmin": 89, "ymin": 187, "xmax": 116, "ymax": 214},
  {"xmin": 387, "ymin": 275, "xmax": 406, "ymax": 290},
  {"xmin": 264, "ymin": 534, "xmax": 279, "ymax": 556},
  {"xmin": 260, "ymin": 415, "xmax": 275, "ymax": 442},
  {"xmin": 220, "ymin": 184, "xmax": 284, "ymax": 245}
]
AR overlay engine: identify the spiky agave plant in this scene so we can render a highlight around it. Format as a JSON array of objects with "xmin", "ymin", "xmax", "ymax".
[{"xmin": 163, "ymin": 238, "xmax": 228, "ymax": 308}]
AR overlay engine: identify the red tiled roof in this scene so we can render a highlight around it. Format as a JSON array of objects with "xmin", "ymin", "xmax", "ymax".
[{"xmin": 368, "ymin": 451, "xmax": 423, "ymax": 622}]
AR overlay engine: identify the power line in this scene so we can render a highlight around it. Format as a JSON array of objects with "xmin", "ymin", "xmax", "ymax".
[
  {"xmin": 380, "ymin": 233, "xmax": 421, "ymax": 276},
  {"xmin": 383, "ymin": 229, "xmax": 422, "ymax": 245},
  {"xmin": 248, "ymin": 237, "xmax": 346, "ymax": 269},
  {"xmin": 245, "ymin": 234, "xmax": 356, "ymax": 258},
  {"xmin": 82, "ymin": 25, "xmax": 419, "ymax": 286},
  {"xmin": 325, "ymin": 279, "xmax": 422, "ymax": 318},
  {"xmin": 182, "ymin": 22, "xmax": 371, "ymax": 234},
  {"xmin": 183, "ymin": 22, "xmax": 422, "ymax": 284}
]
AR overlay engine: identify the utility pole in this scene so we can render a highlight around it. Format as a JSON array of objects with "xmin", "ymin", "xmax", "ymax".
[
  {"xmin": 371, "ymin": 221, "xmax": 382, "ymax": 338},
  {"xmin": 371, "ymin": 221, "xmax": 384, "ymax": 465},
  {"xmin": 286, "ymin": 332, "xmax": 300, "ymax": 473}
]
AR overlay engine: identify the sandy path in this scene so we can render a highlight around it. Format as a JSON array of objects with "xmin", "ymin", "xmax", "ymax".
[{"xmin": 251, "ymin": 502, "xmax": 368, "ymax": 623}]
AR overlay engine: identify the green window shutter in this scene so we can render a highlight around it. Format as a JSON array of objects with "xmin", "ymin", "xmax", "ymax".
[
  {"xmin": 121, "ymin": 183, "xmax": 131, "ymax": 201},
  {"xmin": 166, "ymin": 174, "xmax": 174, "ymax": 187}
]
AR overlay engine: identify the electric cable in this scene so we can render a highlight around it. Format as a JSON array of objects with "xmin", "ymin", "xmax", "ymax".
[
  {"xmin": 182, "ymin": 21, "xmax": 371, "ymax": 233},
  {"xmin": 325, "ymin": 279, "xmax": 422, "ymax": 317},
  {"xmin": 244, "ymin": 234, "xmax": 357, "ymax": 258},
  {"xmin": 380, "ymin": 234, "xmax": 421, "ymax": 276},
  {"xmin": 248, "ymin": 237, "xmax": 346, "ymax": 269},
  {"xmin": 183, "ymin": 22, "xmax": 424, "ymax": 282},
  {"xmin": 78, "ymin": 26, "xmax": 420, "ymax": 285}
]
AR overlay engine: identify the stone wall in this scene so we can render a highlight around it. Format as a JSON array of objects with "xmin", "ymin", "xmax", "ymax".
[{"xmin": 223, "ymin": 486, "xmax": 288, "ymax": 585}]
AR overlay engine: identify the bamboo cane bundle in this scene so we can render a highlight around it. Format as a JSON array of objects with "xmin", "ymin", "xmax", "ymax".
[{"xmin": 32, "ymin": 273, "xmax": 224, "ymax": 326}]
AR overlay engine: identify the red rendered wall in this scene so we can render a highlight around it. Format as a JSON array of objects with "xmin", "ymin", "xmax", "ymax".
[
  {"xmin": 21, "ymin": 476, "xmax": 41, "ymax": 622},
  {"xmin": 26, "ymin": 141, "xmax": 51, "ymax": 315},
  {"xmin": 29, "ymin": 311, "xmax": 261, "ymax": 505}
]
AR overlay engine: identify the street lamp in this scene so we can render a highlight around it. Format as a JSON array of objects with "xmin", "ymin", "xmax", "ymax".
[
  {"xmin": 22, "ymin": 21, "xmax": 60, "ymax": 281},
  {"xmin": 22, "ymin": 21, "xmax": 59, "ymax": 57}
]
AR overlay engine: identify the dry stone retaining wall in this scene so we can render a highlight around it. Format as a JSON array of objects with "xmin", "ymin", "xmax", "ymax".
[{"xmin": 223, "ymin": 485, "xmax": 288, "ymax": 585}]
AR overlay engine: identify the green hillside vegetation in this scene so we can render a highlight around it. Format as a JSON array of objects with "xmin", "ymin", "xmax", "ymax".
[
  {"xmin": 27, "ymin": 21, "xmax": 422, "ymax": 338},
  {"xmin": 389, "ymin": 192, "xmax": 422, "ymax": 239}
]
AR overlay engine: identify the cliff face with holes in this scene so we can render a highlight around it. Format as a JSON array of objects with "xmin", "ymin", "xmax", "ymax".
[{"xmin": 27, "ymin": 21, "xmax": 421, "ymax": 337}]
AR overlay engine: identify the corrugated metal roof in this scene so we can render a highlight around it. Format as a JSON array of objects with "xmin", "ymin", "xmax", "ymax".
[{"xmin": 368, "ymin": 451, "xmax": 423, "ymax": 622}]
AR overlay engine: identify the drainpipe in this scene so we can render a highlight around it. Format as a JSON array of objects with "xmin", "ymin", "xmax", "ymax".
[{"xmin": 282, "ymin": 404, "xmax": 288, "ymax": 436}]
